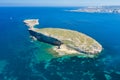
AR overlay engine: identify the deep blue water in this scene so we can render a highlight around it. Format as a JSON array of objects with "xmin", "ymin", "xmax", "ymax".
[{"xmin": 0, "ymin": 7, "xmax": 120, "ymax": 80}]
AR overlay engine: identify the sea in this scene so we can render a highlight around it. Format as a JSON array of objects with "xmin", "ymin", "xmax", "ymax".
[{"xmin": 0, "ymin": 7, "xmax": 120, "ymax": 80}]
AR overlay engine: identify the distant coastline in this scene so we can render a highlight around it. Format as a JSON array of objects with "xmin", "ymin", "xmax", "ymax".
[{"xmin": 66, "ymin": 6, "xmax": 120, "ymax": 13}]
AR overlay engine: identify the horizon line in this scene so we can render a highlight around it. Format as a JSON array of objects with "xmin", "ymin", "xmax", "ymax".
[{"xmin": 1, "ymin": 5, "xmax": 120, "ymax": 7}]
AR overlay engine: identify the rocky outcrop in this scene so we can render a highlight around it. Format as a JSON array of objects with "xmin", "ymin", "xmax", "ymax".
[{"xmin": 24, "ymin": 19, "xmax": 39, "ymax": 29}]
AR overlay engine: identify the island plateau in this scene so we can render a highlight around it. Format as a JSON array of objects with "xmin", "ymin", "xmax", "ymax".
[{"xmin": 24, "ymin": 19, "xmax": 102, "ymax": 58}]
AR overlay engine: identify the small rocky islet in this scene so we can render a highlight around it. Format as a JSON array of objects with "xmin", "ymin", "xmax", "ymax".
[{"xmin": 24, "ymin": 19, "xmax": 102, "ymax": 58}]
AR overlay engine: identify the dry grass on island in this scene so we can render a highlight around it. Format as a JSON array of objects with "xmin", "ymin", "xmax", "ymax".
[{"xmin": 34, "ymin": 28, "xmax": 102, "ymax": 57}]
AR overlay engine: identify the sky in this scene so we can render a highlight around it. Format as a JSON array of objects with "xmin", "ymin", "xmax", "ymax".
[{"xmin": 0, "ymin": 0, "xmax": 120, "ymax": 6}]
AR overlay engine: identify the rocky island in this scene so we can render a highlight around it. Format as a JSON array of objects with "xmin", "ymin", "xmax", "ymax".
[{"xmin": 24, "ymin": 19, "xmax": 102, "ymax": 58}]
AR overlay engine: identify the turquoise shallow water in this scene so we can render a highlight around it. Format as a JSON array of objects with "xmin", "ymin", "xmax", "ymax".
[{"xmin": 0, "ymin": 7, "xmax": 120, "ymax": 80}]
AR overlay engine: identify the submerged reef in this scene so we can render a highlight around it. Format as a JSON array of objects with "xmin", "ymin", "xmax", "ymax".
[{"xmin": 24, "ymin": 19, "xmax": 102, "ymax": 58}]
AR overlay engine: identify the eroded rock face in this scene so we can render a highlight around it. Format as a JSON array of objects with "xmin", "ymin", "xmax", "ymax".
[
  {"xmin": 24, "ymin": 19, "xmax": 103, "ymax": 58},
  {"xmin": 28, "ymin": 30, "xmax": 63, "ymax": 46}
]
